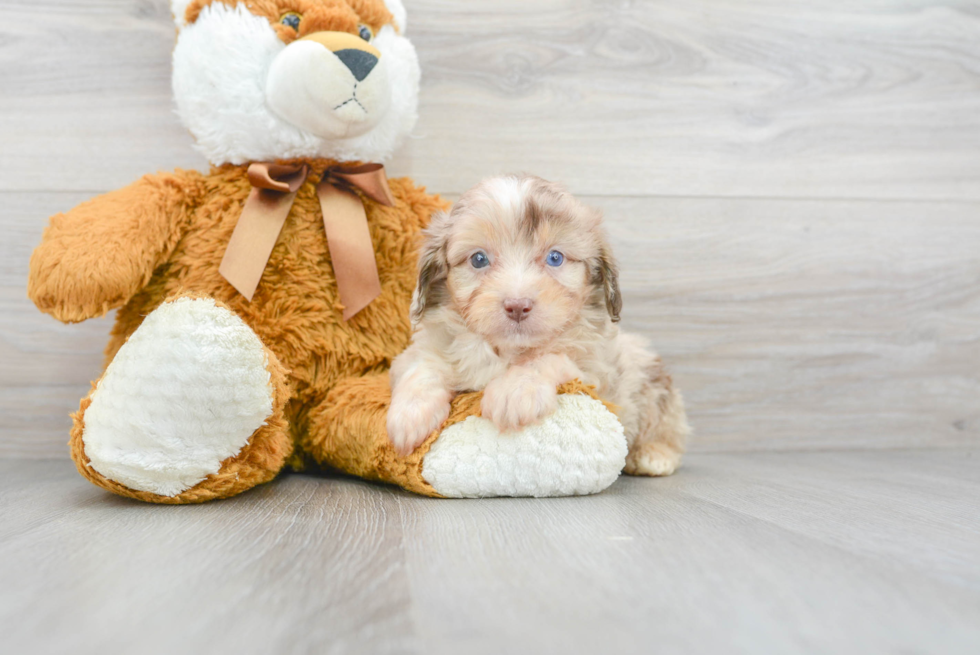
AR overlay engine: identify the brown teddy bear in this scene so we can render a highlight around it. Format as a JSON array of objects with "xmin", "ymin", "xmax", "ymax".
[{"xmin": 27, "ymin": 0, "xmax": 629, "ymax": 503}]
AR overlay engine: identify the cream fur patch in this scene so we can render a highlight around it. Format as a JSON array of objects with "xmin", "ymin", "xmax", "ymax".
[
  {"xmin": 422, "ymin": 395, "xmax": 627, "ymax": 498},
  {"xmin": 82, "ymin": 298, "xmax": 274, "ymax": 497}
]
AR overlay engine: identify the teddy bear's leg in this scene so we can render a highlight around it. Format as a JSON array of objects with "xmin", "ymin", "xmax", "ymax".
[
  {"xmin": 305, "ymin": 374, "xmax": 628, "ymax": 498},
  {"xmin": 70, "ymin": 296, "xmax": 293, "ymax": 504},
  {"xmin": 303, "ymin": 373, "xmax": 439, "ymax": 496}
]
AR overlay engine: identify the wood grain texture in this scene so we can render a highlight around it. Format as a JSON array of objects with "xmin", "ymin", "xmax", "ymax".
[
  {"xmin": 0, "ymin": 1, "xmax": 979, "ymax": 198},
  {"xmin": 605, "ymin": 196, "xmax": 980, "ymax": 451},
  {"xmin": 393, "ymin": 0, "xmax": 980, "ymax": 199},
  {"xmin": 1, "ymin": 192, "xmax": 116, "ymax": 458},
  {"xmin": 2, "ymin": 451, "xmax": 978, "ymax": 653}
]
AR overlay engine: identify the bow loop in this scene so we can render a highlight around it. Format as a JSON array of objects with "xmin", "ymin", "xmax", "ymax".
[
  {"xmin": 219, "ymin": 161, "xmax": 393, "ymax": 321},
  {"xmin": 323, "ymin": 163, "xmax": 396, "ymax": 207},
  {"xmin": 247, "ymin": 162, "xmax": 309, "ymax": 193}
]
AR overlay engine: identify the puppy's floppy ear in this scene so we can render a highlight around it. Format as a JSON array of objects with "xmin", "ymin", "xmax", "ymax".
[
  {"xmin": 592, "ymin": 237, "xmax": 622, "ymax": 323},
  {"xmin": 410, "ymin": 211, "xmax": 451, "ymax": 326}
]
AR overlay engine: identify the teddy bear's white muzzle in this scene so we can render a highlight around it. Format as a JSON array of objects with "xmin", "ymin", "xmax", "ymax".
[{"xmin": 266, "ymin": 36, "xmax": 392, "ymax": 139}]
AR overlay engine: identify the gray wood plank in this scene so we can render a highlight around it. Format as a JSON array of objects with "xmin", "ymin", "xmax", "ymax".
[
  {"xmin": 0, "ymin": 0, "xmax": 204, "ymax": 193},
  {"xmin": 660, "ymin": 450, "xmax": 980, "ymax": 591},
  {"xmin": 1, "ymin": 191, "xmax": 116, "ymax": 457},
  {"xmin": 2, "ymin": 451, "xmax": 978, "ymax": 654},
  {"xmin": 4, "ymin": 191, "xmax": 977, "ymax": 457},
  {"xmin": 1, "ymin": 1, "xmax": 979, "ymax": 199},
  {"xmin": 0, "ymin": 462, "xmax": 419, "ymax": 654},
  {"xmin": 397, "ymin": 456, "xmax": 980, "ymax": 654},
  {"xmin": 606, "ymin": 195, "xmax": 980, "ymax": 452},
  {"xmin": 393, "ymin": 0, "xmax": 980, "ymax": 199}
]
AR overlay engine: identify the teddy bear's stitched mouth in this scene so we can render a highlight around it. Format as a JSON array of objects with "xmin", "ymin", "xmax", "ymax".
[
  {"xmin": 333, "ymin": 84, "xmax": 369, "ymax": 113},
  {"xmin": 333, "ymin": 97, "xmax": 368, "ymax": 112}
]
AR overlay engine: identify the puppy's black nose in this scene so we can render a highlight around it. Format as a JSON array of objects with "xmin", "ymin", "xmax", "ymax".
[
  {"xmin": 334, "ymin": 49, "xmax": 378, "ymax": 82},
  {"xmin": 503, "ymin": 298, "xmax": 534, "ymax": 323}
]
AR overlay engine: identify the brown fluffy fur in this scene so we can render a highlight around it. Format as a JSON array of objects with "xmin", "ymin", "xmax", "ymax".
[
  {"xmin": 31, "ymin": 159, "xmax": 450, "ymax": 501},
  {"xmin": 184, "ymin": 0, "xmax": 394, "ymax": 41}
]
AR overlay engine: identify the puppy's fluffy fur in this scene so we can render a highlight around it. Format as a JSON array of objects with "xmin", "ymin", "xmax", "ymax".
[{"xmin": 388, "ymin": 175, "xmax": 690, "ymax": 476}]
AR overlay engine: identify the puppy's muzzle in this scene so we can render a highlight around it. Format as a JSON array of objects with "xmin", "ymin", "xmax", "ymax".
[{"xmin": 504, "ymin": 298, "xmax": 534, "ymax": 323}]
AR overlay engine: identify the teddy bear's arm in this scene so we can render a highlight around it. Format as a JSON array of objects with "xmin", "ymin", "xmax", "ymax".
[{"xmin": 28, "ymin": 170, "xmax": 205, "ymax": 324}]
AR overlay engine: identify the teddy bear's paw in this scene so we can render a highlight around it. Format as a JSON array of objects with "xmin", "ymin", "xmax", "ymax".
[
  {"xmin": 79, "ymin": 297, "xmax": 276, "ymax": 497},
  {"xmin": 421, "ymin": 394, "xmax": 627, "ymax": 498}
]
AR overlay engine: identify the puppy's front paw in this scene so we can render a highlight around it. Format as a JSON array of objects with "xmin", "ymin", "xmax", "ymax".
[
  {"xmin": 481, "ymin": 369, "xmax": 558, "ymax": 432},
  {"xmin": 387, "ymin": 389, "xmax": 452, "ymax": 456}
]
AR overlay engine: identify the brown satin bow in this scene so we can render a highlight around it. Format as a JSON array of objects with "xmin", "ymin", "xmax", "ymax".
[{"xmin": 218, "ymin": 162, "xmax": 395, "ymax": 321}]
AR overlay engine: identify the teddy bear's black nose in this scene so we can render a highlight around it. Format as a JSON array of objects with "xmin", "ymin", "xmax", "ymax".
[{"xmin": 334, "ymin": 49, "xmax": 378, "ymax": 82}]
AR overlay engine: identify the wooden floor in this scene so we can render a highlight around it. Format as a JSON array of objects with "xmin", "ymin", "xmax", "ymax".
[{"xmin": 2, "ymin": 451, "xmax": 978, "ymax": 654}]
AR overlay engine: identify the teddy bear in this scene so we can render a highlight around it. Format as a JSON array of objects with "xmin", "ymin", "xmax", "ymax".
[{"xmin": 26, "ymin": 0, "xmax": 629, "ymax": 503}]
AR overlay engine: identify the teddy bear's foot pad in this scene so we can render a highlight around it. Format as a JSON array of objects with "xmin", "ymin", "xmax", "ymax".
[
  {"xmin": 81, "ymin": 297, "xmax": 275, "ymax": 497},
  {"xmin": 421, "ymin": 394, "xmax": 627, "ymax": 498}
]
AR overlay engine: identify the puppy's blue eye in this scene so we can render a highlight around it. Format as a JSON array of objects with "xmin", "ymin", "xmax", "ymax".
[
  {"xmin": 470, "ymin": 251, "xmax": 490, "ymax": 269},
  {"xmin": 546, "ymin": 250, "xmax": 564, "ymax": 267},
  {"xmin": 358, "ymin": 25, "xmax": 373, "ymax": 42}
]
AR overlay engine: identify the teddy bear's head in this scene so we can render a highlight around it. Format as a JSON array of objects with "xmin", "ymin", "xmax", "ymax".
[{"xmin": 170, "ymin": 0, "xmax": 418, "ymax": 166}]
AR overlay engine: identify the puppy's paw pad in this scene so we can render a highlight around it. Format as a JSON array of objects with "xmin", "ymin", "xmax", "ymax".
[{"xmin": 625, "ymin": 443, "xmax": 682, "ymax": 477}]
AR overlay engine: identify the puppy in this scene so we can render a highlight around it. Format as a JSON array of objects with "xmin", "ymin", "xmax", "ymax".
[{"xmin": 387, "ymin": 174, "xmax": 690, "ymax": 476}]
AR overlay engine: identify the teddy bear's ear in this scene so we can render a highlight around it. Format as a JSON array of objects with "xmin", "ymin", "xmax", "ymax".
[
  {"xmin": 171, "ymin": 0, "xmax": 193, "ymax": 29},
  {"xmin": 385, "ymin": 0, "xmax": 408, "ymax": 33}
]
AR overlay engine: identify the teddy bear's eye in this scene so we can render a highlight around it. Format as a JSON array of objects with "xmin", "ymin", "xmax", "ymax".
[
  {"xmin": 280, "ymin": 12, "xmax": 302, "ymax": 31},
  {"xmin": 358, "ymin": 24, "xmax": 373, "ymax": 42}
]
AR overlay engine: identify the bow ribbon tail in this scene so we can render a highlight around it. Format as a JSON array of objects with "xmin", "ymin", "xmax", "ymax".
[
  {"xmin": 219, "ymin": 163, "xmax": 308, "ymax": 301},
  {"xmin": 317, "ymin": 179, "xmax": 383, "ymax": 321},
  {"xmin": 219, "ymin": 161, "xmax": 393, "ymax": 321}
]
